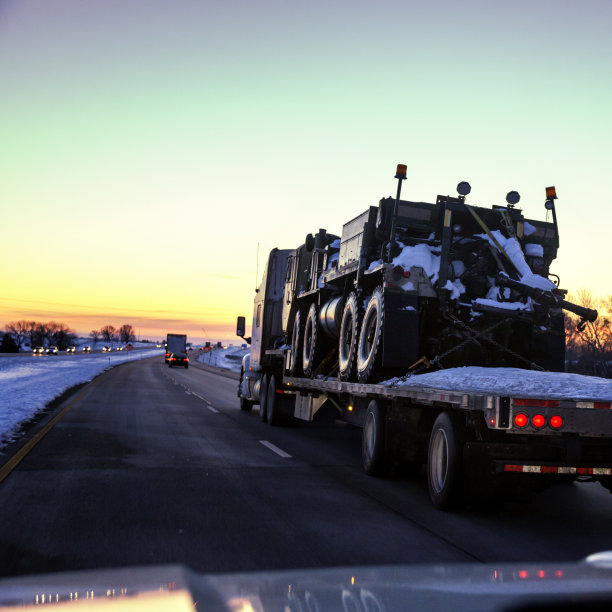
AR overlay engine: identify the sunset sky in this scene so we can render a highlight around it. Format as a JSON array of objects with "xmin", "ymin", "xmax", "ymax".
[{"xmin": 1, "ymin": 0, "xmax": 611, "ymax": 343}]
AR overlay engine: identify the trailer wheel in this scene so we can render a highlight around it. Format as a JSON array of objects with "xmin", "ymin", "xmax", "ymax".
[
  {"xmin": 259, "ymin": 373, "xmax": 269, "ymax": 422},
  {"xmin": 266, "ymin": 374, "xmax": 280, "ymax": 425},
  {"xmin": 289, "ymin": 309, "xmax": 304, "ymax": 377},
  {"xmin": 362, "ymin": 400, "xmax": 387, "ymax": 476},
  {"xmin": 427, "ymin": 412, "xmax": 465, "ymax": 510},
  {"xmin": 339, "ymin": 293, "xmax": 360, "ymax": 381},
  {"xmin": 303, "ymin": 303, "xmax": 321, "ymax": 377},
  {"xmin": 357, "ymin": 287, "xmax": 384, "ymax": 383}
]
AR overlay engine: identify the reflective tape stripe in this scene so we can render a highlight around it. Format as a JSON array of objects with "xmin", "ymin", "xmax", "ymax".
[
  {"xmin": 576, "ymin": 402, "xmax": 612, "ymax": 409},
  {"xmin": 503, "ymin": 464, "xmax": 612, "ymax": 475}
]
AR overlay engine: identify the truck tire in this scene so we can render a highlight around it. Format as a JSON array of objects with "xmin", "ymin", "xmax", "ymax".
[
  {"xmin": 240, "ymin": 395, "xmax": 253, "ymax": 411},
  {"xmin": 289, "ymin": 309, "xmax": 304, "ymax": 377},
  {"xmin": 362, "ymin": 399, "xmax": 387, "ymax": 476},
  {"xmin": 303, "ymin": 303, "xmax": 322, "ymax": 377},
  {"xmin": 259, "ymin": 373, "xmax": 269, "ymax": 422},
  {"xmin": 427, "ymin": 412, "xmax": 465, "ymax": 510},
  {"xmin": 356, "ymin": 287, "xmax": 384, "ymax": 383},
  {"xmin": 339, "ymin": 292, "xmax": 360, "ymax": 381},
  {"xmin": 266, "ymin": 374, "xmax": 280, "ymax": 425}
]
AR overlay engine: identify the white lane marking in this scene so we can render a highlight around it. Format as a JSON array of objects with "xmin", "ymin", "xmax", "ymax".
[
  {"xmin": 259, "ymin": 440, "xmax": 292, "ymax": 459},
  {"xmin": 207, "ymin": 405, "xmax": 220, "ymax": 414},
  {"xmin": 191, "ymin": 392, "xmax": 211, "ymax": 405}
]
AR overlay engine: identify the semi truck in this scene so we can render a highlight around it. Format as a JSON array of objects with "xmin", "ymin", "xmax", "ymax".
[
  {"xmin": 236, "ymin": 166, "xmax": 611, "ymax": 510},
  {"xmin": 165, "ymin": 333, "xmax": 187, "ymax": 363}
]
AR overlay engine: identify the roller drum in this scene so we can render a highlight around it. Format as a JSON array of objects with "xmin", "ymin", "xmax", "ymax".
[{"xmin": 319, "ymin": 297, "xmax": 344, "ymax": 339}]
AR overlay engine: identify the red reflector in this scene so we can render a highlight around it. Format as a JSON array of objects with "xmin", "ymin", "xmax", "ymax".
[
  {"xmin": 550, "ymin": 415, "xmax": 563, "ymax": 429},
  {"xmin": 595, "ymin": 402, "xmax": 611, "ymax": 409},
  {"xmin": 540, "ymin": 466, "xmax": 558, "ymax": 474},
  {"xmin": 532, "ymin": 414, "xmax": 546, "ymax": 428},
  {"xmin": 518, "ymin": 570, "xmax": 528, "ymax": 579},
  {"xmin": 555, "ymin": 570, "xmax": 564, "ymax": 578},
  {"xmin": 403, "ymin": 270, "xmax": 411, "ymax": 278},
  {"xmin": 537, "ymin": 570, "xmax": 546, "ymax": 579},
  {"xmin": 504, "ymin": 464, "xmax": 524, "ymax": 472},
  {"xmin": 514, "ymin": 413, "xmax": 528, "ymax": 427},
  {"xmin": 576, "ymin": 467, "xmax": 594, "ymax": 475},
  {"xmin": 514, "ymin": 398, "xmax": 559, "ymax": 408}
]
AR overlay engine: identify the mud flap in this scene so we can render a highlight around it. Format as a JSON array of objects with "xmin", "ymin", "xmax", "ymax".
[{"xmin": 381, "ymin": 292, "xmax": 419, "ymax": 369}]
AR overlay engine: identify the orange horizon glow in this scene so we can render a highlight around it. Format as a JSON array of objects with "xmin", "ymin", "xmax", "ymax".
[{"xmin": 0, "ymin": 297, "xmax": 251, "ymax": 343}]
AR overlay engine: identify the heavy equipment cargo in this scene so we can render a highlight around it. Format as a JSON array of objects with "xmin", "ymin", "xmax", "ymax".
[{"xmin": 236, "ymin": 166, "xmax": 610, "ymax": 510}]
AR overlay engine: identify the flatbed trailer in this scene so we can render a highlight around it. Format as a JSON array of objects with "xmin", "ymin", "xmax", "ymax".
[
  {"xmin": 249, "ymin": 354, "xmax": 612, "ymax": 509},
  {"xmin": 235, "ymin": 167, "xmax": 611, "ymax": 511}
]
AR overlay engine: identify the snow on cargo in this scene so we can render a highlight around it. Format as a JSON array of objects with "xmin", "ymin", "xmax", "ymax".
[{"xmin": 386, "ymin": 367, "xmax": 612, "ymax": 402}]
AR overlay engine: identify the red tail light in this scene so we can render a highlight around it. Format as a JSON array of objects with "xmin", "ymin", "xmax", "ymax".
[
  {"xmin": 514, "ymin": 413, "xmax": 528, "ymax": 427},
  {"xmin": 532, "ymin": 414, "xmax": 546, "ymax": 428},
  {"xmin": 550, "ymin": 415, "xmax": 563, "ymax": 429}
]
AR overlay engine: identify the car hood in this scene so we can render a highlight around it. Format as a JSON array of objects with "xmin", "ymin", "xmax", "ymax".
[{"xmin": 2, "ymin": 554, "xmax": 612, "ymax": 611}]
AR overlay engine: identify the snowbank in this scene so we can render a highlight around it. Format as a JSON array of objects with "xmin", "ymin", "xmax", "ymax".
[
  {"xmin": 0, "ymin": 349, "xmax": 163, "ymax": 450},
  {"xmin": 196, "ymin": 347, "xmax": 248, "ymax": 371}
]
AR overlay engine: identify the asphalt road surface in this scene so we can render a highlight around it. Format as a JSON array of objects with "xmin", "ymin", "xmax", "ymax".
[{"xmin": 1, "ymin": 355, "xmax": 612, "ymax": 579}]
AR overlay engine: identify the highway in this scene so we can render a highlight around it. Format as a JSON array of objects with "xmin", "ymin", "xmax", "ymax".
[{"xmin": 1, "ymin": 355, "xmax": 612, "ymax": 578}]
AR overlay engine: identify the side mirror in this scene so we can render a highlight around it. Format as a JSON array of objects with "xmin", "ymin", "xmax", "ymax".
[{"xmin": 236, "ymin": 316, "xmax": 246, "ymax": 338}]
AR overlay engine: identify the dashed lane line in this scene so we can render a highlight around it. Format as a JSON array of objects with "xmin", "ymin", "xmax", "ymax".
[
  {"xmin": 259, "ymin": 440, "xmax": 292, "ymax": 459},
  {"xmin": 191, "ymin": 391, "xmax": 211, "ymax": 405}
]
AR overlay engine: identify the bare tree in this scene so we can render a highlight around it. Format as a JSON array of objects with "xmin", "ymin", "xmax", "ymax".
[
  {"xmin": 565, "ymin": 289, "xmax": 611, "ymax": 377},
  {"xmin": 90, "ymin": 329, "xmax": 101, "ymax": 347},
  {"xmin": 100, "ymin": 325, "xmax": 117, "ymax": 343},
  {"xmin": 5, "ymin": 320, "xmax": 30, "ymax": 350},
  {"xmin": 50, "ymin": 322, "xmax": 76, "ymax": 350},
  {"xmin": 118, "ymin": 324, "xmax": 136, "ymax": 344}
]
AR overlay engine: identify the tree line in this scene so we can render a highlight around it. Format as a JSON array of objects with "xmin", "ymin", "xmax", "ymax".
[
  {"xmin": 1, "ymin": 320, "xmax": 137, "ymax": 352},
  {"xmin": 89, "ymin": 324, "xmax": 136, "ymax": 346},
  {"xmin": 565, "ymin": 290, "xmax": 612, "ymax": 378}
]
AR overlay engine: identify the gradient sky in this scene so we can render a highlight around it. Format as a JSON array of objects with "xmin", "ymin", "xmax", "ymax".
[{"xmin": 1, "ymin": 0, "xmax": 611, "ymax": 343}]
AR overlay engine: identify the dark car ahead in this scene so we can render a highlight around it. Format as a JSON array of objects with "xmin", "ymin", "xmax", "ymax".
[{"xmin": 168, "ymin": 352, "xmax": 189, "ymax": 368}]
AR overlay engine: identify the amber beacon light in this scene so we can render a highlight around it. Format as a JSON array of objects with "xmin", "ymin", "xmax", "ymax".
[{"xmin": 395, "ymin": 164, "xmax": 407, "ymax": 180}]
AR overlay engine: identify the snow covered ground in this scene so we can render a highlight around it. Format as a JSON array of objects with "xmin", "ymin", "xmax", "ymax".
[
  {"xmin": 195, "ymin": 347, "xmax": 248, "ymax": 371},
  {"xmin": 0, "ymin": 348, "xmax": 163, "ymax": 450},
  {"xmin": 386, "ymin": 367, "xmax": 612, "ymax": 401}
]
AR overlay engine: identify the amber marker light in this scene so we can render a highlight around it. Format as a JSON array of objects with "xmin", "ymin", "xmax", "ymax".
[
  {"xmin": 395, "ymin": 164, "xmax": 407, "ymax": 179},
  {"xmin": 545, "ymin": 186, "xmax": 557, "ymax": 199}
]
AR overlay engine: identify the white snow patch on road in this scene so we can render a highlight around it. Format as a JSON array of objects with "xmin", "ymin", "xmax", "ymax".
[
  {"xmin": 0, "ymin": 349, "xmax": 163, "ymax": 450},
  {"xmin": 386, "ymin": 367, "xmax": 612, "ymax": 401}
]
